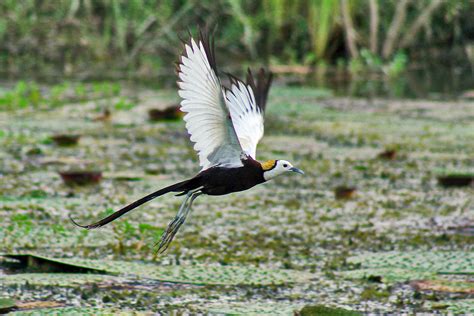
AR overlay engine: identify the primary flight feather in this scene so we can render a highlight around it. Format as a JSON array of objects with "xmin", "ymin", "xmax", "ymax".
[{"xmin": 71, "ymin": 29, "xmax": 304, "ymax": 253}]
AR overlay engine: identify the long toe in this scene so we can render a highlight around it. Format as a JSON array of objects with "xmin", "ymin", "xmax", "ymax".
[{"xmin": 156, "ymin": 219, "xmax": 184, "ymax": 254}]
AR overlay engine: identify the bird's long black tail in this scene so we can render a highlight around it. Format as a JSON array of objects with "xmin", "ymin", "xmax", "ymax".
[{"xmin": 70, "ymin": 178, "xmax": 195, "ymax": 229}]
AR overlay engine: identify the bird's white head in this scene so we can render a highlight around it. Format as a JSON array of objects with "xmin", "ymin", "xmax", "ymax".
[{"xmin": 261, "ymin": 159, "xmax": 304, "ymax": 181}]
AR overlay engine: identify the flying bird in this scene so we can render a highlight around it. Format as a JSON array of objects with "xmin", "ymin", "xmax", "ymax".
[{"xmin": 71, "ymin": 29, "xmax": 304, "ymax": 253}]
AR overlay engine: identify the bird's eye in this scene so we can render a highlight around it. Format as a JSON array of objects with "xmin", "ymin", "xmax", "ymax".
[{"xmin": 283, "ymin": 164, "xmax": 288, "ymax": 168}]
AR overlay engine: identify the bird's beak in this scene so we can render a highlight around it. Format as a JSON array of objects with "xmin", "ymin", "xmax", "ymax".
[{"xmin": 290, "ymin": 167, "xmax": 305, "ymax": 175}]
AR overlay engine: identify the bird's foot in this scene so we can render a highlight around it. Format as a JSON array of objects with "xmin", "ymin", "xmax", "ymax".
[
  {"xmin": 155, "ymin": 190, "xmax": 201, "ymax": 254},
  {"xmin": 155, "ymin": 215, "xmax": 185, "ymax": 254}
]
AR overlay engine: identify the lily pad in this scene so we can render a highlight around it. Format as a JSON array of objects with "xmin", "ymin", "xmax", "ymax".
[
  {"xmin": 51, "ymin": 134, "xmax": 80, "ymax": 146},
  {"xmin": 148, "ymin": 105, "xmax": 182, "ymax": 121},
  {"xmin": 298, "ymin": 305, "xmax": 362, "ymax": 316},
  {"xmin": 340, "ymin": 268, "xmax": 435, "ymax": 284},
  {"xmin": 430, "ymin": 300, "xmax": 474, "ymax": 314},
  {"xmin": 202, "ymin": 301, "xmax": 304, "ymax": 315},
  {"xmin": 9, "ymin": 307, "xmax": 151, "ymax": 315},
  {"xmin": 411, "ymin": 279, "xmax": 474, "ymax": 294},
  {"xmin": 0, "ymin": 298, "xmax": 17, "ymax": 314},
  {"xmin": 2, "ymin": 254, "xmax": 106, "ymax": 273},
  {"xmin": 334, "ymin": 186, "xmax": 357, "ymax": 200},
  {"xmin": 104, "ymin": 172, "xmax": 145, "ymax": 181},
  {"xmin": 1, "ymin": 254, "xmax": 313, "ymax": 286},
  {"xmin": 58, "ymin": 170, "xmax": 102, "ymax": 186},
  {"xmin": 435, "ymin": 169, "xmax": 474, "ymax": 187},
  {"xmin": 348, "ymin": 251, "xmax": 474, "ymax": 275},
  {"xmin": 0, "ymin": 273, "xmax": 120, "ymax": 287},
  {"xmin": 15, "ymin": 301, "xmax": 63, "ymax": 310},
  {"xmin": 377, "ymin": 149, "xmax": 397, "ymax": 160},
  {"xmin": 438, "ymin": 175, "xmax": 474, "ymax": 188}
]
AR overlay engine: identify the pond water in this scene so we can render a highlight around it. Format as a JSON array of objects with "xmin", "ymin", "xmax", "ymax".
[
  {"xmin": 0, "ymin": 55, "xmax": 473, "ymax": 314},
  {"xmin": 296, "ymin": 64, "xmax": 474, "ymax": 100}
]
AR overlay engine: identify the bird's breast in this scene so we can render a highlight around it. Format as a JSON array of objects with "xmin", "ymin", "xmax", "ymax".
[{"xmin": 200, "ymin": 165, "xmax": 265, "ymax": 196}]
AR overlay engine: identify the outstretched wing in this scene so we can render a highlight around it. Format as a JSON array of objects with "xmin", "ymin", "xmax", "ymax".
[
  {"xmin": 226, "ymin": 68, "xmax": 273, "ymax": 159},
  {"xmin": 177, "ymin": 31, "xmax": 244, "ymax": 170}
]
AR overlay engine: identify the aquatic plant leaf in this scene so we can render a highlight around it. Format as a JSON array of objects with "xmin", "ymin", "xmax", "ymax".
[
  {"xmin": 202, "ymin": 301, "xmax": 304, "ymax": 315},
  {"xmin": 411, "ymin": 279, "xmax": 474, "ymax": 294},
  {"xmin": 0, "ymin": 273, "xmax": 120, "ymax": 287},
  {"xmin": 1, "ymin": 254, "xmax": 313, "ymax": 285},
  {"xmin": 429, "ymin": 300, "xmax": 474, "ymax": 314},
  {"xmin": 340, "ymin": 268, "xmax": 435, "ymax": 284},
  {"xmin": 9, "ymin": 307, "xmax": 152, "ymax": 316},
  {"xmin": 0, "ymin": 298, "xmax": 17, "ymax": 314},
  {"xmin": 299, "ymin": 305, "xmax": 362, "ymax": 316},
  {"xmin": 347, "ymin": 251, "xmax": 474, "ymax": 274},
  {"xmin": 15, "ymin": 301, "xmax": 63, "ymax": 310},
  {"xmin": 2, "ymin": 254, "xmax": 107, "ymax": 273},
  {"xmin": 104, "ymin": 172, "xmax": 146, "ymax": 181}
]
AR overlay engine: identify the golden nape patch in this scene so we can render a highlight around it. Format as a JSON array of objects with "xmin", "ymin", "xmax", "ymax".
[{"xmin": 261, "ymin": 160, "xmax": 277, "ymax": 171}]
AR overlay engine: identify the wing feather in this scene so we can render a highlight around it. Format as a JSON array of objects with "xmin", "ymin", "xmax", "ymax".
[
  {"xmin": 177, "ymin": 31, "xmax": 244, "ymax": 170},
  {"xmin": 225, "ymin": 68, "xmax": 273, "ymax": 159}
]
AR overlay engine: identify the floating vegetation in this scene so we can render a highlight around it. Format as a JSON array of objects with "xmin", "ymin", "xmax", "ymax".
[
  {"xmin": 435, "ymin": 169, "xmax": 474, "ymax": 188},
  {"xmin": 298, "ymin": 305, "xmax": 362, "ymax": 316},
  {"xmin": 148, "ymin": 105, "xmax": 182, "ymax": 121},
  {"xmin": 411, "ymin": 279, "xmax": 474, "ymax": 294},
  {"xmin": 341, "ymin": 250, "xmax": 474, "ymax": 307},
  {"xmin": 9, "ymin": 307, "xmax": 141, "ymax": 316},
  {"xmin": 1, "ymin": 254, "xmax": 313, "ymax": 286},
  {"xmin": 431, "ymin": 300, "xmax": 474, "ymax": 314},
  {"xmin": 334, "ymin": 186, "xmax": 357, "ymax": 200},
  {"xmin": 203, "ymin": 301, "xmax": 303, "ymax": 315},
  {"xmin": 437, "ymin": 174, "xmax": 474, "ymax": 188},
  {"xmin": 1, "ymin": 85, "xmax": 473, "ymax": 313},
  {"xmin": 51, "ymin": 134, "xmax": 81, "ymax": 146},
  {"xmin": 0, "ymin": 298, "xmax": 16, "ymax": 314},
  {"xmin": 92, "ymin": 109, "xmax": 112, "ymax": 123},
  {"xmin": 347, "ymin": 251, "xmax": 474, "ymax": 274},
  {"xmin": 58, "ymin": 171, "xmax": 103, "ymax": 186},
  {"xmin": 377, "ymin": 148, "xmax": 397, "ymax": 160}
]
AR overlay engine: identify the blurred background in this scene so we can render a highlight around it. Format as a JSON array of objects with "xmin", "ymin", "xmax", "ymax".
[{"xmin": 1, "ymin": 0, "xmax": 473, "ymax": 98}]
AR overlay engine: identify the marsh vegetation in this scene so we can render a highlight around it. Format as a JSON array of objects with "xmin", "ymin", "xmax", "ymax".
[
  {"xmin": 1, "ymin": 0, "xmax": 474, "ymax": 314},
  {"xmin": 0, "ymin": 81, "xmax": 473, "ymax": 314}
]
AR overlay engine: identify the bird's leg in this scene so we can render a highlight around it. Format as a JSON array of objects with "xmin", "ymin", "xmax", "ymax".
[
  {"xmin": 156, "ymin": 190, "xmax": 201, "ymax": 254},
  {"xmin": 155, "ymin": 194, "xmax": 191, "ymax": 253},
  {"xmin": 177, "ymin": 191, "xmax": 201, "ymax": 227}
]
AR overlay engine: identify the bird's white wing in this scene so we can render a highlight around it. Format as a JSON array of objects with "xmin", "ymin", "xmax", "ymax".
[
  {"xmin": 225, "ymin": 69, "xmax": 273, "ymax": 159},
  {"xmin": 177, "ymin": 33, "xmax": 244, "ymax": 170}
]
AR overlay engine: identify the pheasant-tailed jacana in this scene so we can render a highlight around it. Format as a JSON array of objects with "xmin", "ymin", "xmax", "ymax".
[{"xmin": 71, "ymin": 29, "xmax": 304, "ymax": 253}]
